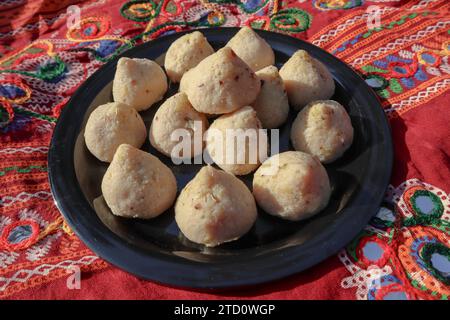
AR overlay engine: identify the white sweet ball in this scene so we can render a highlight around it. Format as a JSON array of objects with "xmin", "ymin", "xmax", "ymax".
[
  {"xmin": 179, "ymin": 47, "xmax": 261, "ymax": 115},
  {"xmin": 113, "ymin": 57, "xmax": 168, "ymax": 111},
  {"xmin": 253, "ymin": 151, "xmax": 331, "ymax": 221},
  {"xmin": 175, "ymin": 165, "xmax": 257, "ymax": 247},
  {"xmin": 226, "ymin": 26, "xmax": 275, "ymax": 72},
  {"xmin": 101, "ymin": 144, "xmax": 177, "ymax": 219},
  {"xmin": 279, "ymin": 50, "xmax": 335, "ymax": 111},
  {"xmin": 84, "ymin": 102, "xmax": 147, "ymax": 163},
  {"xmin": 164, "ymin": 31, "xmax": 214, "ymax": 83},
  {"xmin": 291, "ymin": 100, "xmax": 354, "ymax": 163}
]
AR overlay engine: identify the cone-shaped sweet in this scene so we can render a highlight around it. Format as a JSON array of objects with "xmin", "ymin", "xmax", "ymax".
[
  {"xmin": 226, "ymin": 26, "xmax": 275, "ymax": 72},
  {"xmin": 291, "ymin": 100, "xmax": 353, "ymax": 163},
  {"xmin": 252, "ymin": 65, "xmax": 289, "ymax": 128},
  {"xmin": 205, "ymin": 106, "xmax": 267, "ymax": 175},
  {"xmin": 102, "ymin": 144, "xmax": 177, "ymax": 219},
  {"xmin": 84, "ymin": 102, "xmax": 147, "ymax": 162},
  {"xmin": 180, "ymin": 47, "xmax": 261, "ymax": 114},
  {"xmin": 164, "ymin": 31, "xmax": 214, "ymax": 83},
  {"xmin": 279, "ymin": 50, "xmax": 335, "ymax": 111},
  {"xmin": 253, "ymin": 151, "xmax": 331, "ymax": 221},
  {"xmin": 113, "ymin": 57, "xmax": 168, "ymax": 111},
  {"xmin": 175, "ymin": 165, "xmax": 257, "ymax": 247},
  {"xmin": 150, "ymin": 92, "xmax": 209, "ymax": 159}
]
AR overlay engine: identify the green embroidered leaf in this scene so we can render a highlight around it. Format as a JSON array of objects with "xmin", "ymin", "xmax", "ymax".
[
  {"xmin": 361, "ymin": 65, "xmax": 388, "ymax": 73},
  {"xmin": 165, "ymin": 1, "xmax": 177, "ymax": 14},
  {"xmin": 1, "ymin": 59, "xmax": 14, "ymax": 68},
  {"xmin": 0, "ymin": 165, "xmax": 47, "ymax": 177},
  {"xmin": 378, "ymin": 89, "xmax": 390, "ymax": 99},
  {"xmin": 250, "ymin": 20, "xmax": 265, "ymax": 29},
  {"xmin": 389, "ymin": 78, "xmax": 403, "ymax": 94},
  {"xmin": 26, "ymin": 47, "xmax": 45, "ymax": 54}
]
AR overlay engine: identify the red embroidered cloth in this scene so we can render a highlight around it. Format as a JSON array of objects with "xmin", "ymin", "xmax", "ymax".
[{"xmin": 0, "ymin": 0, "xmax": 449, "ymax": 300}]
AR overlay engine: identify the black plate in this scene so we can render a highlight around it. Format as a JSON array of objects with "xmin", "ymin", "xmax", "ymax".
[{"xmin": 48, "ymin": 27, "xmax": 393, "ymax": 290}]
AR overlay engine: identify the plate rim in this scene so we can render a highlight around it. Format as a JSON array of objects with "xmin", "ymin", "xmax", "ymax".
[{"xmin": 48, "ymin": 27, "xmax": 393, "ymax": 290}]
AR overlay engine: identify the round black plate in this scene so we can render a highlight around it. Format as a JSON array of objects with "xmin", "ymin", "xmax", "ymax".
[{"xmin": 48, "ymin": 27, "xmax": 393, "ymax": 290}]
